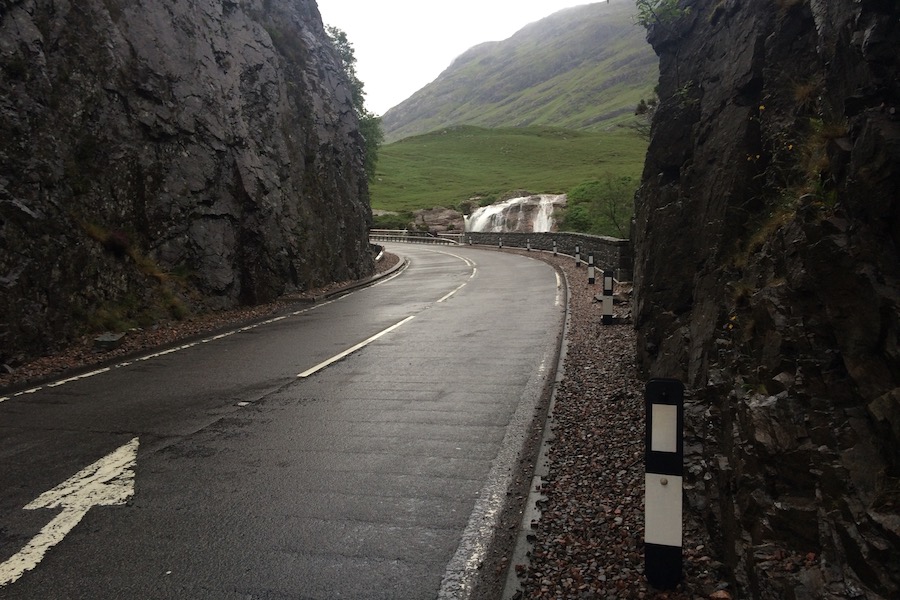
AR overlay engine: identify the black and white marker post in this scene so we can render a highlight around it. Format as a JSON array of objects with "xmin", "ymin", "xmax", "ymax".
[
  {"xmin": 601, "ymin": 269, "xmax": 614, "ymax": 325},
  {"xmin": 644, "ymin": 378, "xmax": 684, "ymax": 590},
  {"xmin": 553, "ymin": 240, "xmax": 558, "ymax": 256},
  {"xmin": 588, "ymin": 254, "xmax": 595, "ymax": 285},
  {"xmin": 575, "ymin": 245, "xmax": 581, "ymax": 266}
]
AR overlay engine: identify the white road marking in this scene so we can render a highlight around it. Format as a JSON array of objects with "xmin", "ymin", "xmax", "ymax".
[
  {"xmin": 437, "ymin": 283, "xmax": 468, "ymax": 303},
  {"xmin": 296, "ymin": 249, "xmax": 475, "ymax": 376},
  {"xmin": 297, "ymin": 315, "xmax": 416, "ymax": 378},
  {"xmin": 47, "ymin": 367, "xmax": 112, "ymax": 387},
  {"xmin": 0, "ymin": 437, "xmax": 139, "ymax": 587},
  {"xmin": 422, "ymin": 249, "xmax": 477, "ymax": 303},
  {"xmin": 437, "ymin": 268, "xmax": 477, "ymax": 303},
  {"xmin": 556, "ymin": 272, "xmax": 564, "ymax": 306},
  {"xmin": 0, "ymin": 300, "xmax": 342, "ymax": 402},
  {"xmin": 0, "ymin": 255, "xmax": 409, "ymax": 401}
]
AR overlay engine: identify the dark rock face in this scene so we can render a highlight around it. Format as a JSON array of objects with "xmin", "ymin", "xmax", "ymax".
[
  {"xmin": 633, "ymin": 0, "xmax": 899, "ymax": 597},
  {"xmin": 0, "ymin": 0, "xmax": 373, "ymax": 364}
]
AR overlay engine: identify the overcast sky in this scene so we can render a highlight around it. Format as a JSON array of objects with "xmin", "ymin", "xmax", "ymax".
[{"xmin": 315, "ymin": 0, "xmax": 597, "ymax": 116}]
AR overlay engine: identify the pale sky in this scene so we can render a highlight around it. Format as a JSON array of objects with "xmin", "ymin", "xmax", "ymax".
[{"xmin": 315, "ymin": 0, "xmax": 596, "ymax": 116}]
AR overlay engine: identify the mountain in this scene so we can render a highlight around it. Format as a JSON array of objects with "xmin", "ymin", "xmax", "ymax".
[{"xmin": 381, "ymin": 2, "xmax": 657, "ymax": 143}]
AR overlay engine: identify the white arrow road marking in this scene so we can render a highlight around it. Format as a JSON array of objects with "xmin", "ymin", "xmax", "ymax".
[{"xmin": 0, "ymin": 437, "xmax": 139, "ymax": 587}]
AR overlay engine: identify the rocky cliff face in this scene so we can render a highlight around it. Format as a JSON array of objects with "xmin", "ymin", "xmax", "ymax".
[
  {"xmin": 633, "ymin": 0, "xmax": 898, "ymax": 597},
  {"xmin": 0, "ymin": 0, "xmax": 373, "ymax": 365}
]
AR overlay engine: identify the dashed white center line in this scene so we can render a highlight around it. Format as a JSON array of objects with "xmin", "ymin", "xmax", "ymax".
[{"xmin": 297, "ymin": 315, "xmax": 416, "ymax": 378}]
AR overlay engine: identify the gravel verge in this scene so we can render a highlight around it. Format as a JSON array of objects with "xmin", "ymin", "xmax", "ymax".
[{"xmin": 503, "ymin": 249, "xmax": 729, "ymax": 600}]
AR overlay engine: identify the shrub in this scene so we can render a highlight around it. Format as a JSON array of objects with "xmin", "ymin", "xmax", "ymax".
[{"xmin": 559, "ymin": 175, "xmax": 636, "ymax": 237}]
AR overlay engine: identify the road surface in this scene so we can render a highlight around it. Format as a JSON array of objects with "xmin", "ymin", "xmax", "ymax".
[{"xmin": 0, "ymin": 243, "xmax": 564, "ymax": 599}]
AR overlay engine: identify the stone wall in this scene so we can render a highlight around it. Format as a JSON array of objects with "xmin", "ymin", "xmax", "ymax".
[
  {"xmin": 633, "ymin": 0, "xmax": 899, "ymax": 597},
  {"xmin": 465, "ymin": 232, "xmax": 632, "ymax": 280},
  {"xmin": 0, "ymin": 0, "xmax": 374, "ymax": 365}
]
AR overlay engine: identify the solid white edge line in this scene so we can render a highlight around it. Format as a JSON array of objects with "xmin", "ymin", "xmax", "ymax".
[
  {"xmin": 46, "ymin": 367, "xmax": 112, "ymax": 388},
  {"xmin": 297, "ymin": 315, "xmax": 416, "ymax": 378},
  {"xmin": 0, "ymin": 297, "xmax": 337, "ymax": 399},
  {"xmin": 556, "ymin": 272, "xmax": 563, "ymax": 306},
  {"xmin": 0, "ymin": 255, "xmax": 409, "ymax": 399}
]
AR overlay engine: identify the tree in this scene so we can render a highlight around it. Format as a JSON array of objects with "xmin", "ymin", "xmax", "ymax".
[
  {"xmin": 560, "ymin": 176, "xmax": 636, "ymax": 237},
  {"xmin": 632, "ymin": 96, "xmax": 658, "ymax": 141},
  {"xmin": 325, "ymin": 26, "xmax": 382, "ymax": 182},
  {"xmin": 634, "ymin": 1, "xmax": 690, "ymax": 89},
  {"xmin": 357, "ymin": 111, "xmax": 383, "ymax": 182},
  {"xmin": 635, "ymin": 0, "xmax": 688, "ymax": 30}
]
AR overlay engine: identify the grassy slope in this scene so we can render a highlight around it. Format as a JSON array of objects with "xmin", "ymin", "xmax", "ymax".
[
  {"xmin": 381, "ymin": 3, "xmax": 657, "ymax": 143},
  {"xmin": 370, "ymin": 125, "xmax": 647, "ymax": 213}
]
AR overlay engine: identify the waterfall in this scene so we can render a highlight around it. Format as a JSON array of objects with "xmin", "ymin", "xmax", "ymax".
[
  {"xmin": 464, "ymin": 194, "xmax": 565, "ymax": 233},
  {"xmin": 533, "ymin": 196, "xmax": 556, "ymax": 232}
]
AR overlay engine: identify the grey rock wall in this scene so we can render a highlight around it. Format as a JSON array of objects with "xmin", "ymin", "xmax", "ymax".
[
  {"xmin": 633, "ymin": 0, "xmax": 899, "ymax": 597},
  {"xmin": 0, "ymin": 0, "xmax": 373, "ymax": 364}
]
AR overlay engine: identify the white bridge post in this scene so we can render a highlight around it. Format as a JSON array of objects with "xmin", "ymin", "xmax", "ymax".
[
  {"xmin": 644, "ymin": 378, "xmax": 684, "ymax": 590},
  {"xmin": 601, "ymin": 269, "xmax": 614, "ymax": 325}
]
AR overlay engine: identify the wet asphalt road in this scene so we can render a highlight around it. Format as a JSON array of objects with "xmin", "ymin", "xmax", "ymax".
[{"xmin": 0, "ymin": 243, "xmax": 564, "ymax": 599}]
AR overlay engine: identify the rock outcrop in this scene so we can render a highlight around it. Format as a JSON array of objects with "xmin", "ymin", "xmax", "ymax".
[
  {"xmin": 0, "ymin": 0, "xmax": 373, "ymax": 365},
  {"xmin": 633, "ymin": 0, "xmax": 899, "ymax": 597}
]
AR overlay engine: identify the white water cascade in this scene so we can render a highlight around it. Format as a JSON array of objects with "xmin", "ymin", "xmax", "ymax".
[{"xmin": 464, "ymin": 194, "xmax": 565, "ymax": 233}]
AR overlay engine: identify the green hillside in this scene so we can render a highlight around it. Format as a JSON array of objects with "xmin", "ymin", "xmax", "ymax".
[
  {"xmin": 381, "ymin": 2, "xmax": 657, "ymax": 143},
  {"xmin": 370, "ymin": 125, "xmax": 647, "ymax": 236}
]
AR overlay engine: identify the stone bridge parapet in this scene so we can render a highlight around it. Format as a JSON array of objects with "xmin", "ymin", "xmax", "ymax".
[{"xmin": 464, "ymin": 232, "xmax": 632, "ymax": 281}]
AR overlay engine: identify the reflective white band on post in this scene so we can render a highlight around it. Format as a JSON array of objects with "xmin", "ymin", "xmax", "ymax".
[
  {"xmin": 644, "ymin": 378, "xmax": 684, "ymax": 590},
  {"xmin": 601, "ymin": 270, "xmax": 614, "ymax": 325},
  {"xmin": 645, "ymin": 473, "xmax": 683, "ymax": 546},
  {"xmin": 588, "ymin": 254, "xmax": 595, "ymax": 285}
]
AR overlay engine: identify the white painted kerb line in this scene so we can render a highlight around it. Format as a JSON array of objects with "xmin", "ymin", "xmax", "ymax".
[
  {"xmin": 0, "ymin": 437, "xmax": 139, "ymax": 587},
  {"xmin": 297, "ymin": 315, "xmax": 416, "ymax": 378}
]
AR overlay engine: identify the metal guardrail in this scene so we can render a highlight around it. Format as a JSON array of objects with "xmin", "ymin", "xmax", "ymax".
[{"xmin": 369, "ymin": 230, "xmax": 460, "ymax": 245}]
